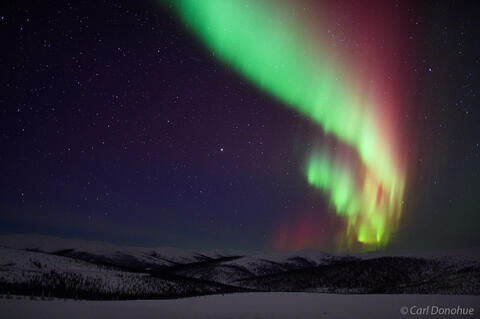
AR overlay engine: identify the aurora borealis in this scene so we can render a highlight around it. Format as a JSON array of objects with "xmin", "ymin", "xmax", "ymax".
[
  {"xmin": 1, "ymin": 0, "xmax": 479, "ymax": 253},
  {"xmin": 168, "ymin": 0, "xmax": 406, "ymax": 249}
]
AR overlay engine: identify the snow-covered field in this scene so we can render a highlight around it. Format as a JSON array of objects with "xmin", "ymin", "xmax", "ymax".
[{"xmin": 1, "ymin": 293, "xmax": 479, "ymax": 319}]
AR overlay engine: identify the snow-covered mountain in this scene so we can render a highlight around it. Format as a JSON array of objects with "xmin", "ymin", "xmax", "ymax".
[
  {"xmin": 0, "ymin": 234, "xmax": 237, "ymax": 271},
  {"xmin": 0, "ymin": 246, "xmax": 186, "ymax": 298},
  {"xmin": 0, "ymin": 234, "xmax": 479, "ymax": 299},
  {"xmin": 172, "ymin": 250, "xmax": 356, "ymax": 284},
  {"xmin": 0, "ymin": 234, "xmax": 232, "ymax": 269}
]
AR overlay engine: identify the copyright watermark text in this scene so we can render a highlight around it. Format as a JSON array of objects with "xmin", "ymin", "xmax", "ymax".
[{"xmin": 400, "ymin": 305, "xmax": 475, "ymax": 316}]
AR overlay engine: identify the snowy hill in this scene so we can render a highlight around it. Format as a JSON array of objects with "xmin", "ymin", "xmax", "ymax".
[
  {"xmin": 172, "ymin": 250, "xmax": 356, "ymax": 284},
  {"xmin": 0, "ymin": 234, "xmax": 231, "ymax": 269},
  {"xmin": 0, "ymin": 234, "xmax": 479, "ymax": 299}
]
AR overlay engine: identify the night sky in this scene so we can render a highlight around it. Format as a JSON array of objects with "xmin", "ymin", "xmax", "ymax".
[{"xmin": 1, "ymin": 0, "xmax": 479, "ymax": 253}]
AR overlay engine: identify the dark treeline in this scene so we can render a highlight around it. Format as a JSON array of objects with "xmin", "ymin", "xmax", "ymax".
[
  {"xmin": 234, "ymin": 257, "xmax": 480, "ymax": 295},
  {"xmin": 0, "ymin": 269, "xmax": 247, "ymax": 300},
  {"xmin": 2, "ymin": 250, "xmax": 479, "ymax": 300}
]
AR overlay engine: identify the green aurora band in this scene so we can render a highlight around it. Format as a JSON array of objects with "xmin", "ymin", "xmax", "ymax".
[{"xmin": 166, "ymin": 0, "xmax": 406, "ymax": 249}]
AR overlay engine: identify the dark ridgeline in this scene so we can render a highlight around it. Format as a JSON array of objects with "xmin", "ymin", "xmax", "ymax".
[{"xmin": 0, "ymin": 237, "xmax": 479, "ymax": 299}]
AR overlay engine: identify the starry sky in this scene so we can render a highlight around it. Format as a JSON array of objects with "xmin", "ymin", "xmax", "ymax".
[{"xmin": 1, "ymin": 0, "xmax": 479, "ymax": 253}]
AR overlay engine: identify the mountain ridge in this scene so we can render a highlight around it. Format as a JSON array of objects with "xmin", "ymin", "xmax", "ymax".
[{"xmin": 1, "ymin": 234, "xmax": 479, "ymax": 298}]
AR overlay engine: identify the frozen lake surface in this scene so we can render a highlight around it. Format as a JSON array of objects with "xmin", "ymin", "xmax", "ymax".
[{"xmin": 1, "ymin": 293, "xmax": 479, "ymax": 319}]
